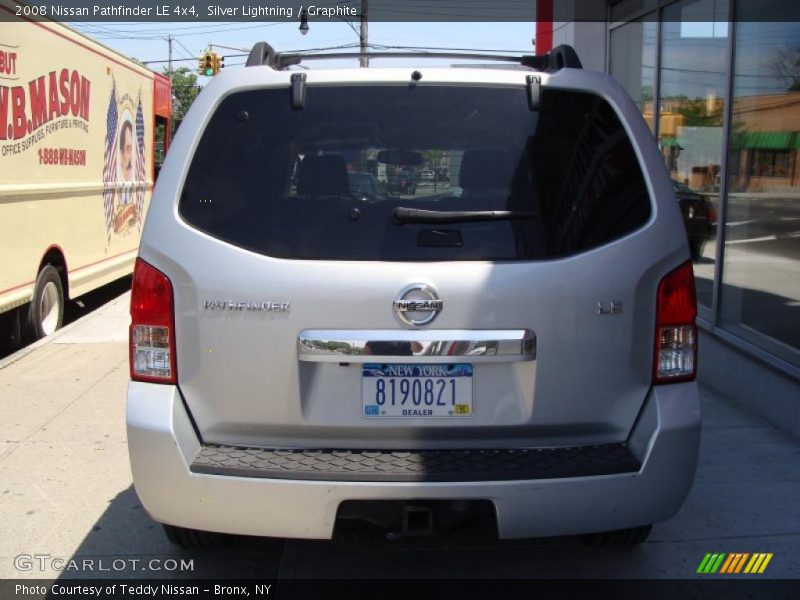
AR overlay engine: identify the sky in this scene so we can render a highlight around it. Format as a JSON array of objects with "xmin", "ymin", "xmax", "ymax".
[{"xmin": 70, "ymin": 21, "xmax": 538, "ymax": 80}]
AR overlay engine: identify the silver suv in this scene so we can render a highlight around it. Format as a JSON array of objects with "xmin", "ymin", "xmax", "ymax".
[{"xmin": 127, "ymin": 44, "xmax": 701, "ymax": 548}]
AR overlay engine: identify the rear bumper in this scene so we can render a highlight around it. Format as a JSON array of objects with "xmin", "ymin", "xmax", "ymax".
[{"xmin": 126, "ymin": 381, "xmax": 700, "ymax": 539}]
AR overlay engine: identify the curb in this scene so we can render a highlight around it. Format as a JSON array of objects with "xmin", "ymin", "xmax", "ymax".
[{"xmin": 0, "ymin": 293, "xmax": 129, "ymax": 372}]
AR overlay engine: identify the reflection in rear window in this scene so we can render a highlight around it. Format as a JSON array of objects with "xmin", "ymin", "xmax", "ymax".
[{"xmin": 179, "ymin": 85, "xmax": 651, "ymax": 260}]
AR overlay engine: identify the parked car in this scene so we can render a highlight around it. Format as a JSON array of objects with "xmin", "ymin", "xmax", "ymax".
[
  {"xmin": 386, "ymin": 169, "xmax": 418, "ymax": 195},
  {"xmin": 672, "ymin": 179, "xmax": 717, "ymax": 260},
  {"xmin": 127, "ymin": 43, "xmax": 700, "ymax": 549}
]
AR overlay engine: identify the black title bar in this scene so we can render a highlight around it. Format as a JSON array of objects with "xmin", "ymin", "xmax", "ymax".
[{"xmin": 2, "ymin": 0, "xmax": 798, "ymax": 22}]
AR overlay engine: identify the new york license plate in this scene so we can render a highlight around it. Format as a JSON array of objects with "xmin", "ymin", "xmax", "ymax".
[{"xmin": 362, "ymin": 363, "xmax": 473, "ymax": 418}]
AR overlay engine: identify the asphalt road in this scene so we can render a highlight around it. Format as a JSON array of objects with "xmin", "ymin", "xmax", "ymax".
[
  {"xmin": 723, "ymin": 193, "xmax": 800, "ymax": 261},
  {"xmin": 691, "ymin": 193, "xmax": 800, "ymax": 352},
  {"xmin": 695, "ymin": 192, "xmax": 800, "ymax": 261}
]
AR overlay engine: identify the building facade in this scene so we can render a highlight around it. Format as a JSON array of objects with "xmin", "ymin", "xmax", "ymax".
[{"xmin": 537, "ymin": 0, "xmax": 800, "ymax": 436}]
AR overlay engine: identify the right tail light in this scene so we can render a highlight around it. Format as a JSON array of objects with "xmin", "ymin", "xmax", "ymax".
[{"xmin": 653, "ymin": 260, "xmax": 697, "ymax": 384}]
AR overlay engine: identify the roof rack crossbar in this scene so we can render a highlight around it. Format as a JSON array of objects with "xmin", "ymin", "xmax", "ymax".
[{"xmin": 245, "ymin": 44, "xmax": 582, "ymax": 73}]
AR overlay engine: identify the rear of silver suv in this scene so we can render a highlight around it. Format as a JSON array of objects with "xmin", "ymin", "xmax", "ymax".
[{"xmin": 127, "ymin": 45, "xmax": 701, "ymax": 547}]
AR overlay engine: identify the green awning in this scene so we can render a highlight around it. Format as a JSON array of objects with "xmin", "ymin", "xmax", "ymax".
[
  {"xmin": 730, "ymin": 131, "xmax": 749, "ymax": 149},
  {"xmin": 740, "ymin": 131, "xmax": 794, "ymax": 150},
  {"xmin": 661, "ymin": 137, "xmax": 680, "ymax": 147}
]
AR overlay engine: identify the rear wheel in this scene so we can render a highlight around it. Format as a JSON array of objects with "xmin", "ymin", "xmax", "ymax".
[
  {"xmin": 582, "ymin": 525, "xmax": 652, "ymax": 547},
  {"xmin": 25, "ymin": 265, "xmax": 64, "ymax": 341},
  {"xmin": 162, "ymin": 524, "xmax": 227, "ymax": 549}
]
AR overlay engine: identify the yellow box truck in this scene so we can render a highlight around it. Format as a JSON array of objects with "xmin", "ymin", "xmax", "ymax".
[{"xmin": 0, "ymin": 1, "xmax": 172, "ymax": 344}]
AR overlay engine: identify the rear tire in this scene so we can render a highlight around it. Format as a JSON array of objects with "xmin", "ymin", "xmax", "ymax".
[
  {"xmin": 25, "ymin": 265, "xmax": 64, "ymax": 342},
  {"xmin": 581, "ymin": 525, "xmax": 652, "ymax": 547},
  {"xmin": 0, "ymin": 308, "xmax": 23, "ymax": 350},
  {"xmin": 162, "ymin": 524, "xmax": 227, "ymax": 549}
]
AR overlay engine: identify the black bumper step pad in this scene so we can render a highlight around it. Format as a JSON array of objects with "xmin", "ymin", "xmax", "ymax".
[{"xmin": 191, "ymin": 443, "xmax": 640, "ymax": 482}]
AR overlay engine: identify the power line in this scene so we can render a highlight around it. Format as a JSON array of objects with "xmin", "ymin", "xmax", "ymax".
[
  {"xmin": 141, "ymin": 41, "xmax": 540, "ymax": 65},
  {"xmin": 142, "ymin": 57, "xmax": 202, "ymax": 65},
  {"xmin": 366, "ymin": 44, "xmax": 534, "ymax": 53},
  {"xmin": 76, "ymin": 21, "xmax": 289, "ymax": 40},
  {"xmin": 174, "ymin": 38, "xmax": 197, "ymax": 60}
]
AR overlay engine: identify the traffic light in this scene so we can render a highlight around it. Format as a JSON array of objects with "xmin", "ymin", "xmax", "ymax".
[
  {"xmin": 198, "ymin": 51, "xmax": 224, "ymax": 76},
  {"xmin": 199, "ymin": 51, "xmax": 214, "ymax": 76}
]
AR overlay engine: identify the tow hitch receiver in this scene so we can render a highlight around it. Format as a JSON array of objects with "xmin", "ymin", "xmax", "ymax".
[{"xmin": 402, "ymin": 505, "xmax": 434, "ymax": 537}]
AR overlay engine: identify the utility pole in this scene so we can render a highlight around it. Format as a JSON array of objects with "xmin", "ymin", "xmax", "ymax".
[
  {"xmin": 360, "ymin": 0, "xmax": 369, "ymax": 68},
  {"xmin": 166, "ymin": 35, "xmax": 173, "ymax": 79}
]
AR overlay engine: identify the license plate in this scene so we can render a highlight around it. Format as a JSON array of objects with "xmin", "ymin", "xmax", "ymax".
[{"xmin": 362, "ymin": 363, "xmax": 473, "ymax": 418}]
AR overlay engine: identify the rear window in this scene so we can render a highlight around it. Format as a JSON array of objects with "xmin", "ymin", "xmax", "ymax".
[{"xmin": 179, "ymin": 85, "xmax": 651, "ymax": 260}]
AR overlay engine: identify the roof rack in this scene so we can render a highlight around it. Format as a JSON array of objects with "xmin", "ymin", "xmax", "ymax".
[{"xmin": 245, "ymin": 42, "xmax": 582, "ymax": 72}]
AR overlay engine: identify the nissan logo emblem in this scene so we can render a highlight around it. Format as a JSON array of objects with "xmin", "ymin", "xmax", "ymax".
[{"xmin": 393, "ymin": 284, "xmax": 442, "ymax": 326}]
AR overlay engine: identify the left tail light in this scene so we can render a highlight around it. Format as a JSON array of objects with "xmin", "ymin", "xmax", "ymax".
[{"xmin": 130, "ymin": 258, "xmax": 177, "ymax": 384}]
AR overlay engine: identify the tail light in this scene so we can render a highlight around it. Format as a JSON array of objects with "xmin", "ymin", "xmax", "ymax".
[
  {"xmin": 130, "ymin": 258, "xmax": 177, "ymax": 384},
  {"xmin": 653, "ymin": 260, "xmax": 697, "ymax": 384}
]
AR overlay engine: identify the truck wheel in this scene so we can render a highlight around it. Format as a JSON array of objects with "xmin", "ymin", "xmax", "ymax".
[
  {"xmin": 25, "ymin": 265, "xmax": 64, "ymax": 341},
  {"xmin": 582, "ymin": 525, "xmax": 652, "ymax": 547},
  {"xmin": 162, "ymin": 524, "xmax": 226, "ymax": 549}
]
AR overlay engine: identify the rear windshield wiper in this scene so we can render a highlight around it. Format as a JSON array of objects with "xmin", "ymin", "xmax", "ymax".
[{"xmin": 392, "ymin": 207, "xmax": 539, "ymax": 224}]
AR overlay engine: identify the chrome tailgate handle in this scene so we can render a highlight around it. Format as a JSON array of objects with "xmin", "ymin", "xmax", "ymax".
[{"xmin": 297, "ymin": 329, "xmax": 536, "ymax": 363}]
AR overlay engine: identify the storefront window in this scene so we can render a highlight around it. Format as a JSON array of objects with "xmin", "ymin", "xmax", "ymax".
[
  {"xmin": 719, "ymin": 3, "xmax": 800, "ymax": 365},
  {"xmin": 658, "ymin": 0, "xmax": 729, "ymax": 310},
  {"xmin": 610, "ymin": 17, "xmax": 657, "ymax": 123}
]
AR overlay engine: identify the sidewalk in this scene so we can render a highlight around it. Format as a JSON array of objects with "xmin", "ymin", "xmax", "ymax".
[{"xmin": 0, "ymin": 293, "xmax": 798, "ymax": 580}]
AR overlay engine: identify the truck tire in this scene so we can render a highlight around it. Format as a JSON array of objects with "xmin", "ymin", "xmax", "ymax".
[
  {"xmin": 582, "ymin": 525, "xmax": 652, "ymax": 547},
  {"xmin": 0, "ymin": 308, "xmax": 23, "ymax": 350},
  {"xmin": 162, "ymin": 524, "xmax": 226, "ymax": 549},
  {"xmin": 25, "ymin": 265, "xmax": 64, "ymax": 341}
]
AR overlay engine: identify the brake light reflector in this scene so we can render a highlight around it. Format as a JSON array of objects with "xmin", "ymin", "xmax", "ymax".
[
  {"xmin": 654, "ymin": 260, "xmax": 697, "ymax": 383},
  {"xmin": 130, "ymin": 258, "xmax": 176, "ymax": 384}
]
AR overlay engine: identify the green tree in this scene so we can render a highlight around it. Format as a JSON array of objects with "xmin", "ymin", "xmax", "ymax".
[
  {"xmin": 664, "ymin": 96, "xmax": 723, "ymax": 127},
  {"xmin": 163, "ymin": 66, "xmax": 201, "ymax": 130},
  {"xmin": 772, "ymin": 44, "xmax": 800, "ymax": 91},
  {"xmin": 422, "ymin": 149, "xmax": 444, "ymax": 166}
]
